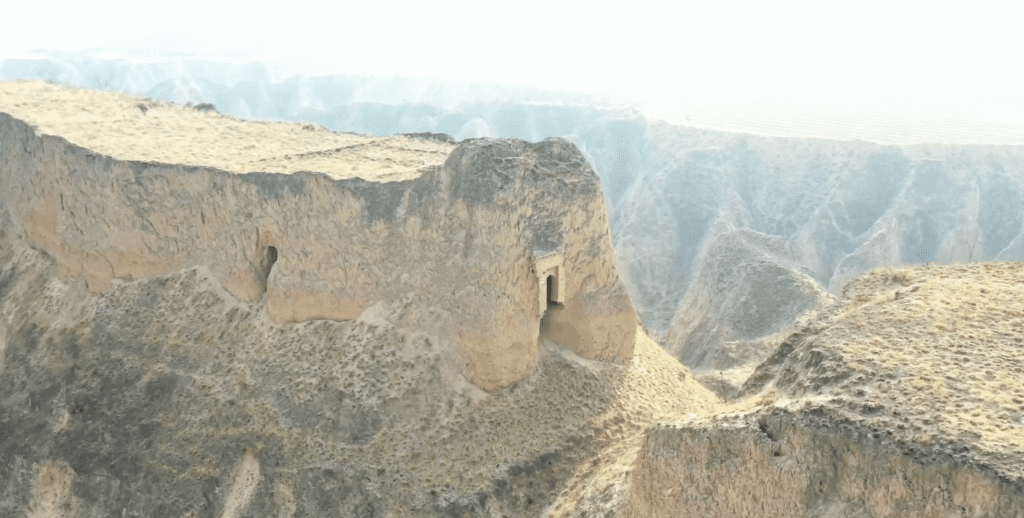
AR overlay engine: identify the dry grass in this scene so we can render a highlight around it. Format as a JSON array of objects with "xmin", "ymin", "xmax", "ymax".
[
  {"xmin": 547, "ymin": 329, "xmax": 718, "ymax": 517},
  {"xmin": 749, "ymin": 262, "xmax": 1024, "ymax": 479},
  {"xmin": 0, "ymin": 80, "xmax": 454, "ymax": 181}
]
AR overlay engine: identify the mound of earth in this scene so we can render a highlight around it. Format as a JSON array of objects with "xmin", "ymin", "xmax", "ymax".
[{"xmin": 630, "ymin": 262, "xmax": 1024, "ymax": 517}]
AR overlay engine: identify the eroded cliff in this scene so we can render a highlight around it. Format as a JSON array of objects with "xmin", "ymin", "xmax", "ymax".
[
  {"xmin": 0, "ymin": 80, "xmax": 636, "ymax": 393},
  {"xmin": 0, "ymin": 80, "xmax": 672, "ymax": 517},
  {"xmin": 629, "ymin": 262, "xmax": 1024, "ymax": 517},
  {"xmin": 5, "ymin": 78, "xmax": 1023, "ymax": 518}
]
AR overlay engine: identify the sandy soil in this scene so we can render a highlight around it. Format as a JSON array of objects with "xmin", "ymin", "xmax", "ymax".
[
  {"xmin": 547, "ymin": 329, "xmax": 719, "ymax": 516},
  {"xmin": 0, "ymin": 80, "xmax": 454, "ymax": 181}
]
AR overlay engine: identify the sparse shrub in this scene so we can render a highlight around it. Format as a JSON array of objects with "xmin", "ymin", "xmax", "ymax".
[{"xmin": 890, "ymin": 271, "xmax": 911, "ymax": 285}]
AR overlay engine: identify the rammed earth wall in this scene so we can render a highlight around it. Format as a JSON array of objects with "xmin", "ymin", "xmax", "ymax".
[{"xmin": 0, "ymin": 112, "xmax": 635, "ymax": 391}]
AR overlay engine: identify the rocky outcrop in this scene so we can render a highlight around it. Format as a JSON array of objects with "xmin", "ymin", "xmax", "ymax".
[
  {"xmin": 0, "ymin": 81, "xmax": 661, "ymax": 518},
  {"xmin": 630, "ymin": 407, "xmax": 1024, "ymax": 518},
  {"xmin": 628, "ymin": 262, "xmax": 1024, "ymax": 517},
  {"xmin": 0, "ymin": 248, "xmax": 615, "ymax": 517},
  {"xmin": 0, "ymin": 80, "xmax": 636, "ymax": 393}
]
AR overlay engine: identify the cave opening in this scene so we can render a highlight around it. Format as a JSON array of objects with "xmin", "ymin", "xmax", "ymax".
[{"xmin": 266, "ymin": 246, "xmax": 278, "ymax": 277}]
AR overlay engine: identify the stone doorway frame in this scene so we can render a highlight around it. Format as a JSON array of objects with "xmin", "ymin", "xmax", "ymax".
[{"xmin": 533, "ymin": 251, "xmax": 565, "ymax": 316}]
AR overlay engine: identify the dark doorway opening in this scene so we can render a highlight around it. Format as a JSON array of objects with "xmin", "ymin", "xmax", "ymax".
[
  {"xmin": 546, "ymin": 275, "xmax": 556, "ymax": 307},
  {"xmin": 266, "ymin": 246, "xmax": 278, "ymax": 276}
]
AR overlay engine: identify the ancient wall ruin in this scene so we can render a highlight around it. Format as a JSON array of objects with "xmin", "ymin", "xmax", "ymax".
[
  {"xmin": 629, "ymin": 408, "xmax": 1024, "ymax": 518},
  {"xmin": 0, "ymin": 83, "xmax": 636, "ymax": 392}
]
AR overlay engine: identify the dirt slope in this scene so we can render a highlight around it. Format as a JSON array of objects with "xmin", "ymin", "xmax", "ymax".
[
  {"xmin": 0, "ymin": 79, "xmax": 712, "ymax": 517},
  {"xmin": 630, "ymin": 262, "xmax": 1024, "ymax": 518}
]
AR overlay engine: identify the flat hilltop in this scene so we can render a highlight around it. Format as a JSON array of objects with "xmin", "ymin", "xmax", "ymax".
[
  {"xmin": 631, "ymin": 261, "xmax": 1024, "ymax": 517},
  {"xmin": 0, "ymin": 79, "xmax": 454, "ymax": 181},
  {"xmin": 743, "ymin": 261, "xmax": 1024, "ymax": 480}
]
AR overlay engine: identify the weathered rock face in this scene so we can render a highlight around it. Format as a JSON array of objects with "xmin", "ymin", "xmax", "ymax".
[
  {"xmin": 628, "ymin": 262, "xmax": 1024, "ymax": 518},
  {"xmin": 0, "ymin": 245, "xmax": 616, "ymax": 518},
  {"xmin": 6, "ymin": 56, "xmax": 1024, "ymax": 372},
  {"xmin": 630, "ymin": 407, "xmax": 1024, "ymax": 518},
  {"xmin": 0, "ymin": 81, "xmax": 656, "ymax": 518},
  {"xmin": 0, "ymin": 80, "xmax": 635, "ymax": 393},
  {"xmin": 0, "ymin": 227, "xmax": 708, "ymax": 517},
  {"xmin": 8, "ymin": 70, "xmax": 1024, "ymax": 518}
]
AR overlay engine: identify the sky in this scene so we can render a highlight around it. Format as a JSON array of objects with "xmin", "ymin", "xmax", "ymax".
[{"xmin": 4, "ymin": 0, "xmax": 1023, "ymax": 125}]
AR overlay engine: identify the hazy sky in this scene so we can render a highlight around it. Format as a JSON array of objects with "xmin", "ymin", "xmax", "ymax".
[{"xmin": 5, "ymin": 1, "xmax": 1022, "ymax": 121}]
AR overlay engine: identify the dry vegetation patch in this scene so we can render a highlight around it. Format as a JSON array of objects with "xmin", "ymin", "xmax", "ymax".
[
  {"xmin": 547, "ymin": 330, "xmax": 718, "ymax": 516},
  {"xmin": 742, "ymin": 262, "xmax": 1024, "ymax": 480},
  {"xmin": 0, "ymin": 80, "xmax": 454, "ymax": 181}
]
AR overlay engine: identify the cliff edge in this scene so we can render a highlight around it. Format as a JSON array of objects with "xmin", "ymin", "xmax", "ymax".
[
  {"xmin": 0, "ymin": 79, "xmax": 636, "ymax": 393},
  {"xmin": 0, "ymin": 80, "xmax": 682, "ymax": 518},
  {"xmin": 629, "ymin": 262, "xmax": 1024, "ymax": 517}
]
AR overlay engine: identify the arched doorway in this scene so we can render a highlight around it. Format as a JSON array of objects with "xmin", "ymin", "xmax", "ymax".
[{"xmin": 533, "ymin": 252, "xmax": 565, "ymax": 316}]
